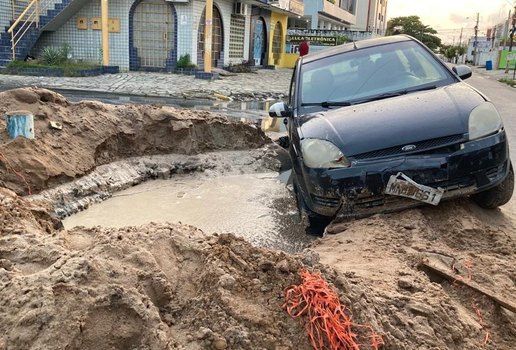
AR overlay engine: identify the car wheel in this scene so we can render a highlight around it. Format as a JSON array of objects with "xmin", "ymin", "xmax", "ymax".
[
  {"xmin": 292, "ymin": 178, "xmax": 333, "ymax": 235},
  {"xmin": 472, "ymin": 166, "xmax": 514, "ymax": 209}
]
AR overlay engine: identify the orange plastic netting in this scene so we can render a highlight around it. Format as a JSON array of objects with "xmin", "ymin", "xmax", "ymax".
[{"xmin": 284, "ymin": 269, "xmax": 383, "ymax": 350}]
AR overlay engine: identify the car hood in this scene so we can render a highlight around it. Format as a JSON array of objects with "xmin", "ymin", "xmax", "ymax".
[{"xmin": 298, "ymin": 83, "xmax": 486, "ymax": 157}]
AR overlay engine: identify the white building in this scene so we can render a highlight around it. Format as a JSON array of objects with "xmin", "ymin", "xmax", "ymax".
[{"xmin": 354, "ymin": 0, "xmax": 388, "ymax": 35}]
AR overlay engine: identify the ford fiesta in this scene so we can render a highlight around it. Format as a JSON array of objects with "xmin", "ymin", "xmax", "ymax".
[{"xmin": 269, "ymin": 35, "xmax": 513, "ymax": 229}]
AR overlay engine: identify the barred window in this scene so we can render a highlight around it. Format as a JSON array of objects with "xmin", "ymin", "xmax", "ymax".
[{"xmin": 229, "ymin": 15, "xmax": 245, "ymax": 58}]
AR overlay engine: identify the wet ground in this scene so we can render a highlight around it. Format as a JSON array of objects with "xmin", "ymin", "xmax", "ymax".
[{"xmin": 62, "ymin": 170, "xmax": 315, "ymax": 253}]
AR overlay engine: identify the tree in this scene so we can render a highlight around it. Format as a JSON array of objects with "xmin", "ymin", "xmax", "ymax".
[
  {"xmin": 440, "ymin": 44, "xmax": 466, "ymax": 61},
  {"xmin": 386, "ymin": 16, "xmax": 442, "ymax": 51}
]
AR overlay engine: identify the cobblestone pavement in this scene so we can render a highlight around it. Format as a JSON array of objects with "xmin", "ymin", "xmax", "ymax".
[
  {"xmin": 0, "ymin": 68, "xmax": 293, "ymax": 101},
  {"xmin": 1, "ymin": 65, "xmax": 510, "ymax": 103}
]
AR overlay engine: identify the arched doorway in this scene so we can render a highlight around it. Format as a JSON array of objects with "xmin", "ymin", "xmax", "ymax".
[
  {"xmin": 252, "ymin": 17, "xmax": 266, "ymax": 66},
  {"xmin": 129, "ymin": 0, "xmax": 176, "ymax": 70},
  {"xmin": 198, "ymin": 6, "xmax": 224, "ymax": 69},
  {"xmin": 271, "ymin": 21, "xmax": 283, "ymax": 66}
]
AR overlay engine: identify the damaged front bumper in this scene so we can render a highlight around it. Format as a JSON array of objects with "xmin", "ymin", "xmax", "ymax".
[{"xmin": 298, "ymin": 131, "xmax": 510, "ymax": 218}]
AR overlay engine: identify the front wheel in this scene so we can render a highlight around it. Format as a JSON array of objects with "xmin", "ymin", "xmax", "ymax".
[
  {"xmin": 472, "ymin": 166, "xmax": 514, "ymax": 209},
  {"xmin": 292, "ymin": 177, "xmax": 333, "ymax": 235}
]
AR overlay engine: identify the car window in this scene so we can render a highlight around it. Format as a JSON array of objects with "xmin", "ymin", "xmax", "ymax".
[{"xmin": 299, "ymin": 41, "xmax": 455, "ymax": 111}]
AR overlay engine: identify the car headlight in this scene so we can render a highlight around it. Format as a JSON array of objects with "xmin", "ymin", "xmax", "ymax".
[
  {"xmin": 301, "ymin": 139, "xmax": 351, "ymax": 168},
  {"xmin": 469, "ymin": 102, "xmax": 503, "ymax": 140}
]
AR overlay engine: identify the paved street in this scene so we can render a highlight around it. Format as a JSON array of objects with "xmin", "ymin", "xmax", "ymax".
[
  {"xmin": 0, "ymin": 68, "xmax": 293, "ymax": 101},
  {"xmin": 468, "ymin": 67, "xmax": 516, "ymax": 160}
]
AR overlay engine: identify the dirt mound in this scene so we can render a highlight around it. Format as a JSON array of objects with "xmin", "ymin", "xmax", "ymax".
[
  {"xmin": 316, "ymin": 199, "xmax": 516, "ymax": 349},
  {"xmin": 1, "ymin": 88, "xmax": 515, "ymax": 350},
  {"xmin": 2, "ymin": 189, "xmax": 515, "ymax": 349},
  {"xmin": 0, "ymin": 191, "xmax": 372, "ymax": 350},
  {"xmin": 0, "ymin": 88, "xmax": 268, "ymax": 195}
]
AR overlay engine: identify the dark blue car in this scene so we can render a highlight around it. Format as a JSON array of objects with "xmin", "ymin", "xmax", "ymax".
[{"xmin": 269, "ymin": 35, "xmax": 513, "ymax": 229}]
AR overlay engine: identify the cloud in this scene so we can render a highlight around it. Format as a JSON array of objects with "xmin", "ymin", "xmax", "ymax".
[{"xmin": 448, "ymin": 13, "xmax": 466, "ymax": 25}]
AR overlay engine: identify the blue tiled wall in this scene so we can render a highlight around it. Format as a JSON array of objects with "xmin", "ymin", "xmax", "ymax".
[
  {"xmin": 0, "ymin": 0, "xmax": 10, "ymax": 33},
  {"xmin": 33, "ymin": 0, "xmax": 131, "ymax": 69},
  {"xmin": 193, "ymin": 0, "xmax": 251, "ymax": 69},
  {"xmin": 174, "ymin": 2, "xmax": 193, "ymax": 63},
  {"xmin": 18, "ymin": 0, "xmax": 251, "ymax": 71}
]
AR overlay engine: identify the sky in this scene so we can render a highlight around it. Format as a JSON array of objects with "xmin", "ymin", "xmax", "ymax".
[{"xmin": 386, "ymin": 0, "xmax": 514, "ymax": 44}]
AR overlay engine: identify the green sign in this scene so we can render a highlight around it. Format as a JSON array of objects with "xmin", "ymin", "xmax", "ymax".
[{"xmin": 498, "ymin": 50, "xmax": 516, "ymax": 69}]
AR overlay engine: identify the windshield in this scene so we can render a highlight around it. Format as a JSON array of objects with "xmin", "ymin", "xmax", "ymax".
[{"xmin": 299, "ymin": 41, "xmax": 455, "ymax": 111}]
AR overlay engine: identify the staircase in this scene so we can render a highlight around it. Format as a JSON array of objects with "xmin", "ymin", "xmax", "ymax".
[{"xmin": 0, "ymin": 0, "xmax": 84, "ymax": 67}]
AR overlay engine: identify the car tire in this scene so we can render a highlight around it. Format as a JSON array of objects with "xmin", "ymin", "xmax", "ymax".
[
  {"xmin": 292, "ymin": 177, "xmax": 333, "ymax": 235},
  {"xmin": 472, "ymin": 166, "xmax": 514, "ymax": 209}
]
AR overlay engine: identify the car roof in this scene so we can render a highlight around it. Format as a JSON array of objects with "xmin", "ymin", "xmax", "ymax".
[{"xmin": 301, "ymin": 35, "xmax": 415, "ymax": 64}]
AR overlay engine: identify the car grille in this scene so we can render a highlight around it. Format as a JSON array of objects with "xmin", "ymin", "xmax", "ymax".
[{"xmin": 353, "ymin": 134, "xmax": 465, "ymax": 160}]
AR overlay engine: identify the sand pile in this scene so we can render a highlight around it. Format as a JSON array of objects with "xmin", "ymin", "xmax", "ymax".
[
  {"xmin": 0, "ymin": 88, "xmax": 268, "ymax": 195},
  {"xmin": 1, "ymin": 88, "xmax": 515, "ymax": 349}
]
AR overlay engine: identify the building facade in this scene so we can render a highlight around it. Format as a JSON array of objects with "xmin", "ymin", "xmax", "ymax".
[
  {"xmin": 303, "ymin": 0, "xmax": 355, "ymax": 31},
  {"xmin": 0, "ymin": 0, "xmax": 379, "ymax": 70},
  {"xmin": 354, "ymin": 0, "xmax": 387, "ymax": 35}
]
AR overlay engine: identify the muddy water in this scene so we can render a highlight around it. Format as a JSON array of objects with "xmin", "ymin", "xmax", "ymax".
[{"xmin": 63, "ymin": 172, "xmax": 315, "ymax": 252}]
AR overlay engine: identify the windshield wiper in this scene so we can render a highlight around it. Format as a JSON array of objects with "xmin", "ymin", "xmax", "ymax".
[
  {"xmin": 301, "ymin": 101, "xmax": 352, "ymax": 108},
  {"xmin": 361, "ymin": 85, "xmax": 438, "ymax": 103}
]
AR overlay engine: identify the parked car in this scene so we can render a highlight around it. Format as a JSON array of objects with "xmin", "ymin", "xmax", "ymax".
[{"xmin": 269, "ymin": 35, "xmax": 513, "ymax": 229}]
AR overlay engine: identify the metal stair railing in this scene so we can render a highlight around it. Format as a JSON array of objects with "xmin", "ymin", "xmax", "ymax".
[
  {"xmin": 12, "ymin": 0, "xmax": 31, "ymax": 19},
  {"xmin": 7, "ymin": 0, "xmax": 58, "ymax": 61}
]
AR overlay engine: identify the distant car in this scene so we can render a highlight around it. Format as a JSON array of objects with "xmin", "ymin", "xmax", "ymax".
[{"xmin": 269, "ymin": 35, "xmax": 513, "ymax": 229}]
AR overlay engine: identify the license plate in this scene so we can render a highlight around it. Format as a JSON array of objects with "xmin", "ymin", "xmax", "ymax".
[{"xmin": 385, "ymin": 172, "xmax": 444, "ymax": 206}]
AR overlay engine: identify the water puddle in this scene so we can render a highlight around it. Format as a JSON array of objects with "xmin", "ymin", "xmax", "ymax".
[{"xmin": 63, "ymin": 171, "xmax": 314, "ymax": 252}]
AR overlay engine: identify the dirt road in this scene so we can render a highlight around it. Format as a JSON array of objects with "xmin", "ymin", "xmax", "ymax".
[{"xmin": 0, "ymin": 88, "xmax": 515, "ymax": 349}]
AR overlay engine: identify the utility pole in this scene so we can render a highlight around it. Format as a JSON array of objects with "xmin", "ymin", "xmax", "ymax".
[
  {"xmin": 473, "ymin": 12, "xmax": 479, "ymax": 65},
  {"xmin": 505, "ymin": 5, "xmax": 516, "ymax": 73},
  {"xmin": 509, "ymin": 4, "xmax": 516, "ymax": 52},
  {"xmin": 459, "ymin": 27, "xmax": 464, "ymax": 63}
]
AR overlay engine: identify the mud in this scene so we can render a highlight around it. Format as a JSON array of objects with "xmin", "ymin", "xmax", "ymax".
[{"xmin": 0, "ymin": 88, "xmax": 515, "ymax": 349}]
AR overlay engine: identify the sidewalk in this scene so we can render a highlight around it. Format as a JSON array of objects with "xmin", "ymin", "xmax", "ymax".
[
  {"xmin": 471, "ymin": 65, "xmax": 516, "ymax": 81},
  {"xmin": 1, "ymin": 65, "xmax": 511, "ymax": 104},
  {"xmin": 0, "ymin": 68, "xmax": 293, "ymax": 102}
]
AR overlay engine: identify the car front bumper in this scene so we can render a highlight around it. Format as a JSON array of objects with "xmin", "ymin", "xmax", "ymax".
[{"xmin": 297, "ymin": 131, "xmax": 510, "ymax": 217}]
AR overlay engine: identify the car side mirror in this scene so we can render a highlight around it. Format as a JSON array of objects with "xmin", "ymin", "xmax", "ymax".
[
  {"xmin": 268, "ymin": 101, "xmax": 292, "ymax": 118},
  {"xmin": 452, "ymin": 65, "xmax": 472, "ymax": 80}
]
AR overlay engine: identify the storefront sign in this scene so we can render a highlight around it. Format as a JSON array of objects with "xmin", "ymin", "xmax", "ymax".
[{"xmin": 286, "ymin": 35, "xmax": 337, "ymax": 46}]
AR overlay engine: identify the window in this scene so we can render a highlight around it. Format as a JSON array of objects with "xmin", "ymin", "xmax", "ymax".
[{"xmin": 229, "ymin": 15, "xmax": 245, "ymax": 58}]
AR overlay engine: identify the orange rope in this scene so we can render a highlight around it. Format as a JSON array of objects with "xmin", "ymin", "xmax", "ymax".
[
  {"xmin": 450, "ymin": 261, "xmax": 491, "ymax": 348},
  {"xmin": 472, "ymin": 302, "xmax": 491, "ymax": 347},
  {"xmin": 284, "ymin": 269, "xmax": 383, "ymax": 350},
  {"xmin": 0, "ymin": 151, "xmax": 32, "ymax": 195}
]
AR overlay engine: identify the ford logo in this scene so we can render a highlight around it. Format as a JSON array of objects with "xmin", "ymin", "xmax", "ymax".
[{"xmin": 401, "ymin": 145, "xmax": 417, "ymax": 152}]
